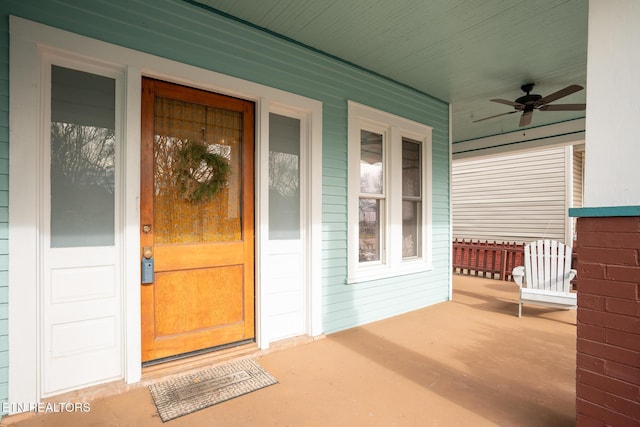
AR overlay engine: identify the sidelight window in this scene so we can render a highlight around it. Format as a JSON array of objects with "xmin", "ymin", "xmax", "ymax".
[{"xmin": 50, "ymin": 65, "xmax": 116, "ymax": 248}]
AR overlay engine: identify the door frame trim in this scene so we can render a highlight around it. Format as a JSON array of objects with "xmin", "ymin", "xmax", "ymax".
[{"xmin": 9, "ymin": 16, "xmax": 323, "ymax": 408}]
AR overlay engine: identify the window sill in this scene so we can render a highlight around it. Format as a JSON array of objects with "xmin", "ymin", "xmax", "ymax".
[{"xmin": 347, "ymin": 261, "xmax": 433, "ymax": 284}]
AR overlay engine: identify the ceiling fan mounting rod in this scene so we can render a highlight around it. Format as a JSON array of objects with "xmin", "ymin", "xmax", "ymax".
[{"xmin": 520, "ymin": 82, "xmax": 535, "ymax": 94}]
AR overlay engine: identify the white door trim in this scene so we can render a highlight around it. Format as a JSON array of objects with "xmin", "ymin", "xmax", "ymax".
[{"xmin": 9, "ymin": 16, "xmax": 323, "ymax": 409}]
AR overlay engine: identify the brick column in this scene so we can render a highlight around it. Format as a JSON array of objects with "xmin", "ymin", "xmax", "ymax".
[{"xmin": 575, "ymin": 216, "xmax": 640, "ymax": 426}]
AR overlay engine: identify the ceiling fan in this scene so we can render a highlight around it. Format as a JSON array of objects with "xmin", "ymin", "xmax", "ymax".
[{"xmin": 473, "ymin": 83, "xmax": 586, "ymax": 127}]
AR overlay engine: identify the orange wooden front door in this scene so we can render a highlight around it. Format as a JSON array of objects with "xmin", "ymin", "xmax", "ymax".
[{"xmin": 140, "ymin": 78, "xmax": 255, "ymax": 363}]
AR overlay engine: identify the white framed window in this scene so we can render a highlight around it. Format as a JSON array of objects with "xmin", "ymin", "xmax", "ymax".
[{"xmin": 348, "ymin": 101, "xmax": 432, "ymax": 283}]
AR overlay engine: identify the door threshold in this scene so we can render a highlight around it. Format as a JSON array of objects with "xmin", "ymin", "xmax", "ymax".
[
  {"xmin": 141, "ymin": 341, "xmax": 260, "ymax": 382},
  {"xmin": 142, "ymin": 339, "xmax": 255, "ymax": 367}
]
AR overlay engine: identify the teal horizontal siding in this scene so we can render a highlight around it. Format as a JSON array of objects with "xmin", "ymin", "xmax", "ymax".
[{"xmin": 0, "ymin": 0, "xmax": 450, "ymax": 402}]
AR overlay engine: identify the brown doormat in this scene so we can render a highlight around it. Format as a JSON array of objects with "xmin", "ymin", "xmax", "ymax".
[{"xmin": 149, "ymin": 359, "xmax": 278, "ymax": 422}]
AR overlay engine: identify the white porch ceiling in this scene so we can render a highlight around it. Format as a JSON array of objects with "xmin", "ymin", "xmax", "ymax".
[{"xmin": 189, "ymin": 0, "xmax": 588, "ymax": 144}]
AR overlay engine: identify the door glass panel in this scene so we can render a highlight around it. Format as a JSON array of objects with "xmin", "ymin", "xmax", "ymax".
[
  {"xmin": 269, "ymin": 113, "xmax": 300, "ymax": 240},
  {"xmin": 153, "ymin": 97, "xmax": 242, "ymax": 244},
  {"xmin": 50, "ymin": 65, "xmax": 116, "ymax": 248}
]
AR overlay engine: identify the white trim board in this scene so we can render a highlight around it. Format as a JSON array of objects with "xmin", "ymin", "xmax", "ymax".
[{"xmin": 452, "ymin": 118, "xmax": 585, "ymax": 160}]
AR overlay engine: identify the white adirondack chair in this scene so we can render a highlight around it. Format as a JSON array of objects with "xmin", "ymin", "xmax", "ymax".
[{"xmin": 512, "ymin": 239, "xmax": 577, "ymax": 317}]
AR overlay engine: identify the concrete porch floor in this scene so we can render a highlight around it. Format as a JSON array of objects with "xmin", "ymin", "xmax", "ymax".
[{"xmin": 2, "ymin": 276, "xmax": 577, "ymax": 427}]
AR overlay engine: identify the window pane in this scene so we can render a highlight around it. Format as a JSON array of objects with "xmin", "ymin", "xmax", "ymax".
[
  {"xmin": 269, "ymin": 113, "xmax": 301, "ymax": 240},
  {"xmin": 50, "ymin": 65, "xmax": 115, "ymax": 248},
  {"xmin": 359, "ymin": 198, "xmax": 381, "ymax": 262},
  {"xmin": 402, "ymin": 138, "xmax": 422, "ymax": 258},
  {"xmin": 402, "ymin": 138, "xmax": 421, "ymax": 197},
  {"xmin": 402, "ymin": 201, "xmax": 421, "ymax": 258},
  {"xmin": 360, "ymin": 130, "xmax": 383, "ymax": 194}
]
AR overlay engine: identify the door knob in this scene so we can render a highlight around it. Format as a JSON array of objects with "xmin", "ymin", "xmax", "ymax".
[{"xmin": 143, "ymin": 246, "xmax": 153, "ymax": 259}]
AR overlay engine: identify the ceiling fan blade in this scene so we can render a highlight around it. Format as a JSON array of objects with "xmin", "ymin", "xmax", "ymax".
[
  {"xmin": 490, "ymin": 98, "xmax": 524, "ymax": 108},
  {"xmin": 539, "ymin": 103, "xmax": 586, "ymax": 111},
  {"xmin": 519, "ymin": 111, "xmax": 533, "ymax": 127},
  {"xmin": 536, "ymin": 84, "xmax": 584, "ymax": 105},
  {"xmin": 472, "ymin": 110, "xmax": 518, "ymax": 123}
]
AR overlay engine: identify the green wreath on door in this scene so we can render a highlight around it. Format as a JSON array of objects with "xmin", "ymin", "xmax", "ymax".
[{"xmin": 175, "ymin": 140, "xmax": 231, "ymax": 203}]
